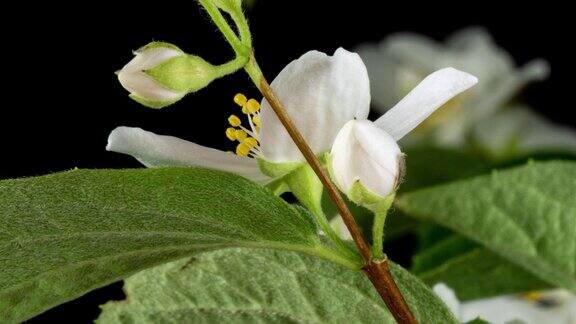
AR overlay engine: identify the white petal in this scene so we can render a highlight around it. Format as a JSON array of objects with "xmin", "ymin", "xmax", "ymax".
[
  {"xmin": 107, "ymin": 126, "xmax": 268, "ymax": 183},
  {"xmin": 460, "ymin": 291, "xmax": 576, "ymax": 324},
  {"xmin": 259, "ymin": 48, "xmax": 370, "ymax": 162},
  {"xmin": 331, "ymin": 120, "xmax": 401, "ymax": 197},
  {"xmin": 118, "ymin": 47, "xmax": 184, "ymax": 101},
  {"xmin": 432, "ymin": 283, "xmax": 461, "ymax": 319},
  {"xmin": 374, "ymin": 67, "xmax": 478, "ymax": 140}
]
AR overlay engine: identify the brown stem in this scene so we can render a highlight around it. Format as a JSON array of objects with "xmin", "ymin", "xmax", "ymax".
[
  {"xmin": 260, "ymin": 79, "xmax": 417, "ymax": 324},
  {"xmin": 364, "ymin": 261, "xmax": 418, "ymax": 323}
]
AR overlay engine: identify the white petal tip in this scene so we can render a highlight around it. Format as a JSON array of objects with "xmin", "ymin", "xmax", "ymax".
[
  {"xmin": 106, "ymin": 126, "xmax": 141, "ymax": 152},
  {"xmin": 437, "ymin": 67, "xmax": 479, "ymax": 87}
]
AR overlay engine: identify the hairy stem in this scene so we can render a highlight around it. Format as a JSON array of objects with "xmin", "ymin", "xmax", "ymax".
[
  {"xmin": 197, "ymin": 0, "xmax": 248, "ymax": 56},
  {"xmin": 258, "ymin": 78, "xmax": 417, "ymax": 323},
  {"xmin": 199, "ymin": 4, "xmax": 417, "ymax": 322},
  {"xmin": 371, "ymin": 211, "xmax": 387, "ymax": 261}
]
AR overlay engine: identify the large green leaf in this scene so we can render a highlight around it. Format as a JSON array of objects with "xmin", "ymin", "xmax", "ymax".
[
  {"xmin": 0, "ymin": 168, "xmax": 341, "ymax": 322},
  {"xmin": 98, "ymin": 248, "xmax": 458, "ymax": 323},
  {"xmin": 413, "ymin": 235, "xmax": 549, "ymax": 300},
  {"xmin": 397, "ymin": 161, "xmax": 576, "ymax": 292},
  {"xmin": 401, "ymin": 146, "xmax": 488, "ymax": 193}
]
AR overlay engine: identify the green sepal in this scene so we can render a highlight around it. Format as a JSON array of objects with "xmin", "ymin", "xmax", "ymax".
[
  {"xmin": 257, "ymin": 158, "xmax": 303, "ymax": 178},
  {"xmin": 349, "ymin": 181, "xmax": 396, "ymax": 214},
  {"xmin": 128, "ymin": 93, "xmax": 183, "ymax": 109},
  {"xmin": 146, "ymin": 55, "xmax": 218, "ymax": 93},
  {"xmin": 137, "ymin": 41, "xmax": 184, "ymax": 53},
  {"xmin": 264, "ymin": 177, "xmax": 289, "ymax": 196}
]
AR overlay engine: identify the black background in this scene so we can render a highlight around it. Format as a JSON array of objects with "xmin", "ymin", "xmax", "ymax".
[{"xmin": 5, "ymin": 1, "xmax": 573, "ymax": 322}]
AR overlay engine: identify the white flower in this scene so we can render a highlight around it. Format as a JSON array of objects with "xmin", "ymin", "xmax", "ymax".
[
  {"xmin": 107, "ymin": 48, "xmax": 476, "ymax": 186},
  {"xmin": 356, "ymin": 27, "xmax": 549, "ymax": 147},
  {"xmin": 434, "ymin": 283, "xmax": 576, "ymax": 324},
  {"xmin": 330, "ymin": 68, "xmax": 477, "ymax": 200},
  {"xmin": 118, "ymin": 43, "xmax": 186, "ymax": 106}
]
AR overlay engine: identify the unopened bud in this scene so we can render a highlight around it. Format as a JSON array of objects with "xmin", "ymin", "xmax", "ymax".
[
  {"xmin": 330, "ymin": 120, "xmax": 404, "ymax": 211},
  {"xmin": 118, "ymin": 42, "xmax": 217, "ymax": 109}
]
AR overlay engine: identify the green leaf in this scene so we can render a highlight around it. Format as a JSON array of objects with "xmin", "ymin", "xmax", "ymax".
[
  {"xmin": 98, "ymin": 248, "xmax": 458, "ymax": 323},
  {"xmin": 382, "ymin": 147, "xmax": 490, "ymax": 242},
  {"xmin": 0, "ymin": 168, "xmax": 348, "ymax": 322},
  {"xmin": 397, "ymin": 161, "xmax": 576, "ymax": 292},
  {"xmin": 401, "ymin": 146, "xmax": 488, "ymax": 192},
  {"xmin": 413, "ymin": 235, "xmax": 549, "ymax": 300}
]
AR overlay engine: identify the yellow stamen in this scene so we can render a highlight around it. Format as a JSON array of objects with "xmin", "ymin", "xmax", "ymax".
[
  {"xmin": 233, "ymin": 93, "xmax": 247, "ymax": 106},
  {"xmin": 236, "ymin": 143, "xmax": 251, "ymax": 157},
  {"xmin": 523, "ymin": 292, "xmax": 542, "ymax": 301},
  {"xmin": 244, "ymin": 137, "xmax": 258, "ymax": 148},
  {"xmin": 225, "ymin": 127, "xmax": 237, "ymax": 141},
  {"xmin": 234, "ymin": 129, "xmax": 247, "ymax": 141},
  {"xmin": 246, "ymin": 99, "xmax": 260, "ymax": 113},
  {"xmin": 228, "ymin": 115, "xmax": 241, "ymax": 127},
  {"xmin": 252, "ymin": 115, "xmax": 261, "ymax": 127}
]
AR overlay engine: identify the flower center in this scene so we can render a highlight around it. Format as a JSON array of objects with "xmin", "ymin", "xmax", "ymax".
[{"xmin": 225, "ymin": 93, "xmax": 262, "ymax": 157}]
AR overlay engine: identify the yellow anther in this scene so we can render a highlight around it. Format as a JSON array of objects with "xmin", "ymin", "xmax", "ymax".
[
  {"xmin": 252, "ymin": 115, "xmax": 261, "ymax": 127},
  {"xmin": 236, "ymin": 143, "xmax": 251, "ymax": 157},
  {"xmin": 243, "ymin": 137, "xmax": 258, "ymax": 148},
  {"xmin": 228, "ymin": 115, "xmax": 241, "ymax": 127},
  {"xmin": 246, "ymin": 99, "xmax": 260, "ymax": 113},
  {"xmin": 225, "ymin": 127, "xmax": 237, "ymax": 141},
  {"xmin": 234, "ymin": 129, "xmax": 247, "ymax": 141},
  {"xmin": 241, "ymin": 105, "xmax": 249, "ymax": 114},
  {"xmin": 523, "ymin": 292, "xmax": 542, "ymax": 301},
  {"xmin": 234, "ymin": 93, "xmax": 247, "ymax": 106}
]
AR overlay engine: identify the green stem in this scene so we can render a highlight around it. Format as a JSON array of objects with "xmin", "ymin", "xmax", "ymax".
[
  {"xmin": 215, "ymin": 55, "xmax": 249, "ymax": 78},
  {"xmin": 308, "ymin": 204, "xmax": 361, "ymax": 263},
  {"xmin": 197, "ymin": 0, "xmax": 248, "ymax": 57},
  {"xmin": 371, "ymin": 210, "xmax": 387, "ymax": 261},
  {"xmin": 244, "ymin": 55, "xmax": 264, "ymax": 90},
  {"xmin": 229, "ymin": 9, "xmax": 252, "ymax": 48}
]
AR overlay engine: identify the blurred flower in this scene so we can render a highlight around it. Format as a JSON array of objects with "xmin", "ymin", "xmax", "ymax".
[
  {"xmin": 473, "ymin": 106, "xmax": 576, "ymax": 160},
  {"xmin": 356, "ymin": 27, "xmax": 551, "ymax": 148},
  {"xmin": 434, "ymin": 283, "xmax": 576, "ymax": 324},
  {"xmin": 107, "ymin": 49, "xmax": 476, "ymax": 188}
]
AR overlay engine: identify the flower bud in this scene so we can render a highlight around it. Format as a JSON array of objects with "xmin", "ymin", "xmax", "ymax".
[
  {"xmin": 118, "ymin": 42, "xmax": 217, "ymax": 109},
  {"xmin": 330, "ymin": 120, "xmax": 404, "ymax": 210}
]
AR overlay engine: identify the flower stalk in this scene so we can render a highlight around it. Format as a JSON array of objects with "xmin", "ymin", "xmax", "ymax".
[
  {"xmin": 259, "ymin": 77, "xmax": 418, "ymax": 324},
  {"xmin": 194, "ymin": 2, "xmax": 418, "ymax": 321}
]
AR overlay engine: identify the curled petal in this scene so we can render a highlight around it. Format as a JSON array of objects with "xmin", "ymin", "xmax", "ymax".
[{"xmin": 374, "ymin": 68, "xmax": 478, "ymax": 140}]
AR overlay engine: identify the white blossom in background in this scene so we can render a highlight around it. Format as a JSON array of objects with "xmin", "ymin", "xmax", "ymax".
[
  {"xmin": 108, "ymin": 49, "xmax": 476, "ymax": 192},
  {"xmin": 473, "ymin": 105, "xmax": 576, "ymax": 159},
  {"xmin": 434, "ymin": 283, "xmax": 576, "ymax": 324},
  {"xmin": 355, "ymin": 27, "xmax": 565, "ymax": 152}
]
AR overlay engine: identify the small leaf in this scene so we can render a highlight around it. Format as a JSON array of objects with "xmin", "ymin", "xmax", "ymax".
[
  {"xmin": 98, "ymin": 248, "xmax": 458, "ymax": 323},
  {"xmin": 397, "ymin": 161, "xmax": 576, "ymax": 292},
  {"xmin": 0, "ymin": 168, "xmax": 336, "ymax": 322}
]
